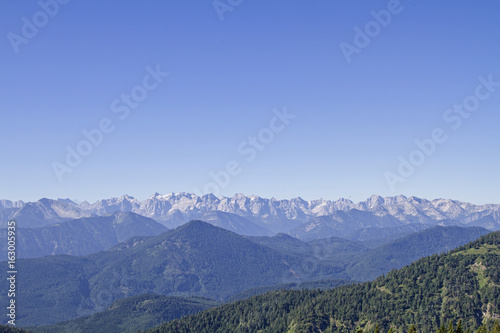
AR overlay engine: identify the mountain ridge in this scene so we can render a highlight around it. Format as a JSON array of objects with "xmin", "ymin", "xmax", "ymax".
[
  {"xmin": 1, "ymin": 193, "xmax": 499, "ymax": 239},
  {"xmin": 0, "ymin": 221, "xmax": 344, "ymax": 326},
  {"xmin": 0, "ymin": 212, "xmax": 168, "ymax": 258},
  {"xmin": 146, "ymin": 230, "xmax": 500, "ymax": 332}
]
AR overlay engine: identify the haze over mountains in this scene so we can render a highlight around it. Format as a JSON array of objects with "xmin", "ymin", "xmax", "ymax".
[
  {"xmin": 1, "ymin": 193, "xmax": 499, "ymax": 237},
  {"xmin": 146, "ymin": 231, "xmax": 500, "ymax": 333},
  {"xmin": 0, "ymin": 212, "xmax": 168, "ymax": 258},
  {"xmin": 0, "ymin": 221, "xmax": 489, "ymax": 327},
  {"xmin": 0, "ymin": 221, "xmax": 345, "ymax": 326},
  {"xmin": 0, "ymin": 193, "xmax": 495, "ymax": 330}
]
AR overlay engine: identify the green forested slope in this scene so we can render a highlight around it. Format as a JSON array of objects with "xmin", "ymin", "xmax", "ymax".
[
  {"xmin": 0, "ymin": 223, "xmax": 490, "ymax": 328},
  {"xmin": 147, "ymin": 231, "xmax": 500, "ymax": 333},
  {"xmin": 0, "ymin": 221, "xmax": 344, "ymax": 326},
  {"xmin": 225, "ymin": 279, "xmax": 355, "ymax": 303},
  {"xmin": 345, "ymin": 226, "xmax": 489, "ymax": 281}
]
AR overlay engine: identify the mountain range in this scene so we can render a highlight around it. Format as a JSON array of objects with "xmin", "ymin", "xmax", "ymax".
[
  {"xmin": 0, "ymin": 222, "xmax": 489, "ymax": 328},
  {"xmin": 0, "ymin": 212, "xmax": 168, "ymax": 258},
  {"xmin": 0, "ymin": 221, "xmax": 342, "ymax": 326},
  {"xmin": 1, "ymin": 193, "xmax": 499, "ymax": 240},
  {"xmin": 147, "ymin": 231, "xmax": 500, "ymax": 333}
]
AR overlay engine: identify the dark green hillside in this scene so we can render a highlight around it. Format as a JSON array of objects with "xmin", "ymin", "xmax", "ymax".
[
  {"xmin": 346, "ymin": 226, "xmax": 490, "ymax": 281},
  {"xmin": 86, "ymin": 220, "xmax": 345, "ymax": 302},
  {"xmin": 33, "ymin": 294, "xmax": 219, "ymax": 333},
  {"xmin": 225, "ymin": 279, "xmax": 355, "ymax": 303},
  {"xmin": 0, "ymin": 223, "xmax": 490, "ymax": 328},
  {"xmin": 247, "ymin": 233, "xmax": 314, "ymax": 255},
  {"xmin": 247, "ymin": 227, "xmax": 488, "ymax": 283},
  {"xmin": 0, "ymin": 221, "xmax": 345, "ymax": 326},
  {"xmin": 308, "ymin": 236, "xmax": 369, "ymax": 258},
  {"xmin": 248, "ymin": 233, "xmax": 368, "ymax": 259},
  {"xmin": 147, "ymin": 231, "xmax": 500, "ymax": 333},
  {"xmin": 10, "ymin": 255, "xmax": 96, "ymax": 325}
]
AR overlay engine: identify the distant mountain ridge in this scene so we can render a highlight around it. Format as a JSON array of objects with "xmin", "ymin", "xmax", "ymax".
[
  {"xmin": 1, "ymin": 193, "xmax": 499, "ymax": 236},
  {"xmin": 0, "ymin": 212, "xmax": 168, "ymax": 258}
]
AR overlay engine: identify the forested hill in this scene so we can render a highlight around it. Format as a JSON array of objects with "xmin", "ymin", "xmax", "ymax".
[{"xmin": 147, "ymin": 231, "xmax": 500, "ymax": 333}]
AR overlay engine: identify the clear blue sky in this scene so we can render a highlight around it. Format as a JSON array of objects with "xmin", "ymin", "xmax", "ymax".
[{"xmin": 1, "ymin": 1, "xmax": 499, "ymax": 204}]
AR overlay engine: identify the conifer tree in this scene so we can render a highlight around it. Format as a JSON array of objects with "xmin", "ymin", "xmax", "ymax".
[
  {"xmin": 409, "ymin": 324, "xmax": 417, "ymax": 333},
  {"xmin": 448, "ymin": 321, "xmax": 455, "ymax": 333},
  {"xmin": 456, "ymin": 320, "xmax": 464, "ymax": 333}
]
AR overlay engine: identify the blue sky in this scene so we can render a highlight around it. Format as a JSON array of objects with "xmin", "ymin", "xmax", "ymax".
[{"xmin": 1, "ymin": 0, "xmax": 499, "ymax": 204}]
